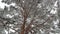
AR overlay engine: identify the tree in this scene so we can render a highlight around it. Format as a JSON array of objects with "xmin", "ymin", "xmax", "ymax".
[{"xmin": 0, "ymin": 0, "xmax": 60, "ymax": 34}]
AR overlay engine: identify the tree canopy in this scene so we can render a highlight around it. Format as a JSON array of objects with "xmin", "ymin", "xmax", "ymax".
[{"xmin": 0, "ymin": 0, "xmax": 60, "ymax": 34}]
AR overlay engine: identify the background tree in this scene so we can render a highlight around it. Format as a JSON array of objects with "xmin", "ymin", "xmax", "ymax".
[{"xmin": 0, "ymin": 0, "xmax": 60, "ymax": 34}]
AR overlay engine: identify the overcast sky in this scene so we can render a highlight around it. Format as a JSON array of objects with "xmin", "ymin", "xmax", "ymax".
[{"xmin": 0, "ymin": 0, "xmax": 15, "ymax": 9}]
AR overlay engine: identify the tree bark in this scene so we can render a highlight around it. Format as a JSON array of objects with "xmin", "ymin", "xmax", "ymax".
[{"xmin": 20, "ymin": 7, "xmax": 28, "ymax": 34}]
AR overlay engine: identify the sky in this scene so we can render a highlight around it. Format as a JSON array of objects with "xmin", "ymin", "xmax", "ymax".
[
  {"xmin": 0, "ymin": 0, "xmax": 6, "ymax": 9},
  {"xmin": 0, "ymin": 0, "xmax": 15, "ymax": 9}
]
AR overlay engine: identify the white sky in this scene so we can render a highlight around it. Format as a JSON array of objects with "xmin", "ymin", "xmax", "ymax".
[
  {"xmin": 0, "ymin": 0, "xmax": 6, "ymax": 9},
  {"xmin": 50, "ymin": 1, "xmax": 58, "ymax": 14},
  {"xmin": 0, "ymin": 0, "xmax": 15, "ymax": 9}
]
